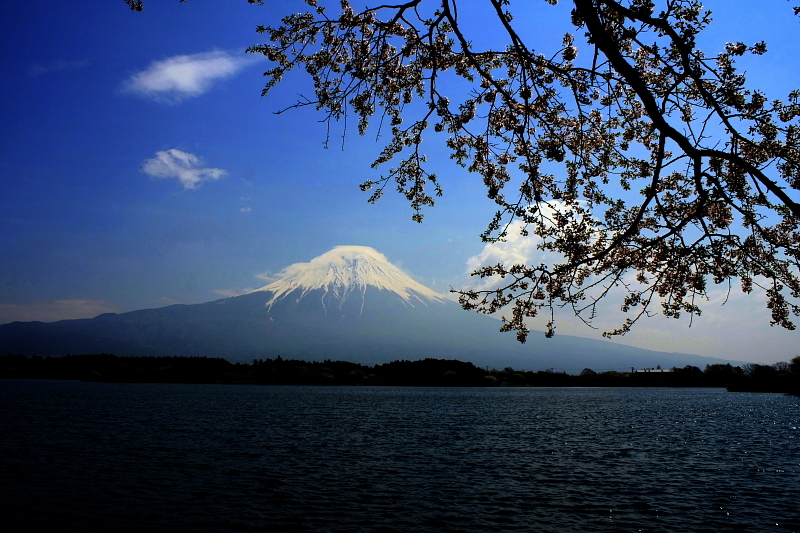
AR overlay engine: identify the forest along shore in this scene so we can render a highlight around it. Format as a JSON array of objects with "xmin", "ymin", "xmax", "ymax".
[{"xmin": 1, "ymin": 354, "xmax": 798, "ymax": 393}]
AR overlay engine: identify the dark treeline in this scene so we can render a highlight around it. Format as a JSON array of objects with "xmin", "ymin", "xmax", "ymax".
[
  {"xmin": 1, "ymin": 354, "xmax": 798, "ymax": 393},
  {"xmin": 0, "ymin": 354, "xmax": 490, "ymax": 387},
  {"xmin": 499, "ymin": 361, "xmax": 800, "ymax": 394}
]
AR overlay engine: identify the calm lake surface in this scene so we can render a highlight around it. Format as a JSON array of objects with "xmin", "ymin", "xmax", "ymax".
[{"xmin": 1, "ymin": 381, "xmax": 798, "ymax": 532}]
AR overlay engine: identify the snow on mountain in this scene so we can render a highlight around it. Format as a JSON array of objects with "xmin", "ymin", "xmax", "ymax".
[
  {"xmin": 0, "ymin": 244, "xmax": 746, "ymax": 370},
  {"xmin": 252, "ymin": 245, "xmax": 447, "ymax": 309}
]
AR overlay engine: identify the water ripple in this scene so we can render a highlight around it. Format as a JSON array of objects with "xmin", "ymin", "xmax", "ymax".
[{"xmin": 1, "ymin": 382, "xmax": 798, "ymax": 532}]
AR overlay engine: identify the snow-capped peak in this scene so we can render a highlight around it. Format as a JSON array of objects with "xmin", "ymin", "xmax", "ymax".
[{"xmin": 252, "ymin": 245, "xmax": 446, "ymax": 308}]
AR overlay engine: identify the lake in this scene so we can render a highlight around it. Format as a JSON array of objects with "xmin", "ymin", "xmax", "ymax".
[{"xmin": 1, "ymin": 380, "xmax": 798, "ymax": 532}]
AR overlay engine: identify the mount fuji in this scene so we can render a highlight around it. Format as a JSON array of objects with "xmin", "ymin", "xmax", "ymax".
[{"xmin": 0, "ymin": 246, "xmax": 741, "ymax": 371}]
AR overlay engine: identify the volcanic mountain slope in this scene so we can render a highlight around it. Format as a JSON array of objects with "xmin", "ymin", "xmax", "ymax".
[
  {"xmin": 0, "ymin": 246, "xmax": 742, "ymax": 371},
  {"xmin": 255, "ymin": 245, "xmax": 446, "ymax": 310}
]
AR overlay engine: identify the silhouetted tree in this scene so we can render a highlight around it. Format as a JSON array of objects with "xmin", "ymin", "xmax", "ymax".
[
  {"xmin": 704, "ymin": 363, "xmax": 743, "ymax": 387},
  {"xmin": 773, "ymin": 361, "xmax": 791, "ymax": 373},
  {"xmin": 672, "ymin": 365, "xmax": 704, "ymax": 386},
  {"xmin": 242, "ymin": 0, "xmax": 800, "ymax": 340},
  {"xmin": 129, "ymin": 0, "xmax": 800, "ymax": 342}
]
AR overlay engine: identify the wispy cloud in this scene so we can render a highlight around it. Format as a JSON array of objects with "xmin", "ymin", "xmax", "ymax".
[
  {"xmin": 142, "ymin": 149, "xmax": 226, "ymax": 190},
  {"xmin": 213, "ymin": 288, "xmax": 257, "ymax": 298},
  {"xmin": 123, "ymin": 51, "xmax": 252, "ymax": 102},
  {"xmin": 29, "ymin": 59, "xmax": 89, "ymax": 77},
  {"xmin": 215, "ymin": 268, "xmax": 281, "ymax": 298},
  {"xmin": 239, "ymin": 206, "xmax": 252, "ymax": 213},
  {"xmin": 0, "ymin": 299, "xmax": 123, "ymax": 324},
  {"xmin": 255, "ymin": 271, "xmax": 279, "ymax": 283},
  {"xmin": 148, "ymin": 297, "xmax": 188, "ymax": 308}
]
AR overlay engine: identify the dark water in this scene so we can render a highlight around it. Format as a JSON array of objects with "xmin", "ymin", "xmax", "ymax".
[{"xmin": 1, "ymin": 381, "xmax": 798, "ymax": 532}]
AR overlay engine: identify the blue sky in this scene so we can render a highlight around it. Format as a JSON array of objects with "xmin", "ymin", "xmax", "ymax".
[{"xmin": 1, "ymin": 0, "xmax": 798, "ymax": 363}]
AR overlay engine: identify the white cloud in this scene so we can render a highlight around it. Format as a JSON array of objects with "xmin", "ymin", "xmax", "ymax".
[
  {"xmin": 239, "ymin": 206, "xmax": 252, "ymax": 213},
  {"xmin": 123, "ymin": 51, "xmax": 251, "ymax": 102},
  {"xmin": 464, "ymin": 202, "xmax": 571, "ymax": 290},
  {"xmin": 142, "ymin": 149, "xmax": 226, "ymax": 190},
  {"xmin": 465, "ymin": 219, "xmax": 543, "ymax": 285},
  {"xmin": 0, "ymin": 299, "xmax": 123, "ymax": 324},
  {"xmin": 255, "ymin": 271, "xmax": 279, "ymax": 283},
  {"xmin": 213, "ymin": 287, "xmax": 257, "ymax": 298}
]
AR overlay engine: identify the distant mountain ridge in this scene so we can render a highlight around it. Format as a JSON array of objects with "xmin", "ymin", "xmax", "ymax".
[{"xmin": 0, "ymin": 246, "xmax": 746, "ymax": 372}]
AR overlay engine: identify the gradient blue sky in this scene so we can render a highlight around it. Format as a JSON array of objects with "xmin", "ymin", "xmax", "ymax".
[{"xmin": 1, "ymin": 0, "xmax": 798, "ymax": 363}]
